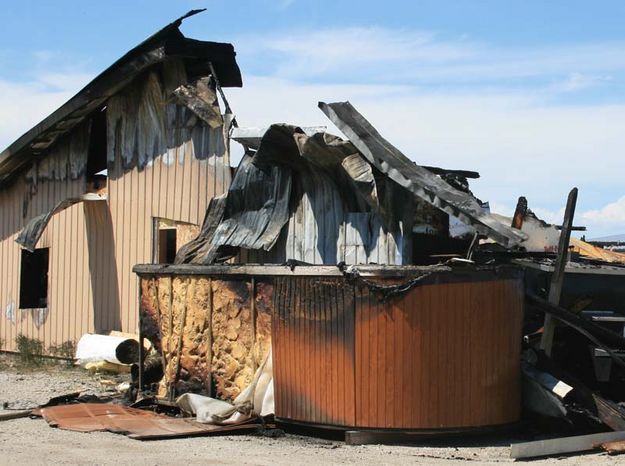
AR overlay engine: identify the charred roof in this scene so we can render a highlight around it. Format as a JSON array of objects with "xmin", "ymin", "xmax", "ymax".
[{"xmin": 0, "ymin": 10, "xmax": 241, "ymax": 187}]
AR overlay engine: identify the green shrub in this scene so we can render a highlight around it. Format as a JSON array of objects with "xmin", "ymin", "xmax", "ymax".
[
  {"xmin": 15, "ymin": 334, "xmax": 44, "ymax": 365},
  {"xmin": 48, "ymin": 340, "xmax": 76, "ymax": 367}
]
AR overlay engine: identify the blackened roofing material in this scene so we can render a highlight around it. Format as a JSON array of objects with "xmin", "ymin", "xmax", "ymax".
[
  {"xmin": 175, "ymin": 193, "xmax": 229, "ymax": 264},
  {"xmin": 200, "ymin": 152, "xmax": 292, "ymax": 257},
  {"xmin": 175, "ymin": 126, "xmax": 295, "ymax": 265},
  {"xmin": 16, "ymin": 198, "xmax": 82, "ymax": 252},
  {"xmin": 0, "ymin": 10, "xmax": 241, "ymax": 187},
  {"xmin": 318, "ymin": 101, "xmax": 527, "ymax": 249},
  {"xmin": 175, "ymin": 124, "xmax": 380, "ymax": 265}
]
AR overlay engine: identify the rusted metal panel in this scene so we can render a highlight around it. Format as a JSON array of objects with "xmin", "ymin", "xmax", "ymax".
[
  {"xmin": 39, "ymin": 403, "xmax": 259, "ymax": 440},
  {"xmin": 272, "ymin": 270, "xmax": 524, "ymax": 430}
]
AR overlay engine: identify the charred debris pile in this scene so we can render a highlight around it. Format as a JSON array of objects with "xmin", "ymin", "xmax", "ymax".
[{"xmin": 136, "ymin": 98, "xmax": 625, "ymax": 456}]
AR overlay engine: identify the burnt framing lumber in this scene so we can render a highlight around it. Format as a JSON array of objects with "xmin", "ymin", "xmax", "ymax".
[
  {"xmin": 540, "ymin": 187, "xmax": 578, "ymax": 356},
  {"xmin": 529, "ymin": 294, "xmax": 625, "ymax": 352}
]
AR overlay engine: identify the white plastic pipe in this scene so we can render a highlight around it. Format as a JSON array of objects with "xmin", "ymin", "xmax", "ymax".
[{"xmin": 75, "ymin": 333, "xmax": 140, "ymax": 366}]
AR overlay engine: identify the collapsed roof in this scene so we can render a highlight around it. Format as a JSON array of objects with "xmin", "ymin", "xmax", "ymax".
[
  {"xmin": 176, "ymin": 101, "xmax": 527, "ymax": 265},
  {"xmin": 0, "ymin": 9, "xmax": 241, "ymax": 188},
  {"xmin": 319, "ymin": 101, "xmax": 527, "ymax": 248}
]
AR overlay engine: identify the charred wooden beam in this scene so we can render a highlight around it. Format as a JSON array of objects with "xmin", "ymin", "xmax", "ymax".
[
  {"xmin": 540, "ymin": 187, "xmax": 578, "ymax": 356},
  {"xmin": 529, "ymin": 293, "xmax": 625, "ymax": 352}
]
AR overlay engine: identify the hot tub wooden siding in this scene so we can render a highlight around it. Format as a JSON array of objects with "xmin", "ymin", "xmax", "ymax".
[{"xmin": 272, "ymin": 270, "xmax": 524, "ymax": 430}]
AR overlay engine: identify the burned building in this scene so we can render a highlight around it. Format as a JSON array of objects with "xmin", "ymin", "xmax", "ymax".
[
  {"xmin": 134, "ymin": 93, "xmax": 625, "ymax": 439},
  {"xmin": 0, "ymin": 11, "xmax": 241, "ymax": 353},
  {"xmin": 4, "ymin": 11, "xmax": 625, "ymax": 450},
  {"xmin": 134, "ymin": 101, "xmax": 530, "ymax": 431}
]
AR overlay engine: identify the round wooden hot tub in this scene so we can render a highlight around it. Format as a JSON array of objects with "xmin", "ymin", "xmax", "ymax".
[
  {"xmin": 271, "ymin": 265, "xmax": 524, "ymax": 431},
  {"xmin": 134, "ymin": 263, "xmax": 524, "ymax": 432}
]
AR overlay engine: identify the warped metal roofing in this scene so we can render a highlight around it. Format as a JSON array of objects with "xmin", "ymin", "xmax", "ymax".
[
  {"xmin": 319, "ymin": 101, "xmax": 527, "ymax": 248},
  {"xmin": 176, "ymin": 107, "xmax": 527, "ymax": 266}
]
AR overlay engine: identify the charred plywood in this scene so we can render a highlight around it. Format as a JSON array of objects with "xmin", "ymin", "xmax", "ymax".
[{"xmin": 139, "ymin": 276, "xmax": 272, "ymax": 402}]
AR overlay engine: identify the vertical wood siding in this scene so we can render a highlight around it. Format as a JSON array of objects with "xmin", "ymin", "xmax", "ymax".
[{"xmin": 272, "ymin": 274, "xmax": 523, "ymax": 429}]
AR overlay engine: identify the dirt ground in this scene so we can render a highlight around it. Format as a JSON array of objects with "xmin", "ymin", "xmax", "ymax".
[{"xmin": 0, "ymin": 356, "xmax": 621, "ymax": 466}]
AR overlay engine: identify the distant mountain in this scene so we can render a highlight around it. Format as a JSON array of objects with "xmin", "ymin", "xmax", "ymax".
[{"xmin": 589, "ymin": 233, "xmax": 625, "ymax": 242}]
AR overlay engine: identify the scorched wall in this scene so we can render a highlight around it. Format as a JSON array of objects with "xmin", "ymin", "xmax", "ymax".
[{"xmin": 0, "ymin": 68, "xmax": 231, "ymax": 353}]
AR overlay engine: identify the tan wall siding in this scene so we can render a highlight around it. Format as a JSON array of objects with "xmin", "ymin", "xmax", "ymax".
[
  {"xmin": 1, "ymin": 160, "xmax": 228, "ymax": 352},
  {"xmin": 1, "ymin": 70, "xmax": 230, "ymax": 353},
  {"xmin": 0, "ymin": 176, "xmax": 86, "ymax": 351},
  {"xmin": 106, "ymin": 146, "xmax": 229, "ymax": 339}
]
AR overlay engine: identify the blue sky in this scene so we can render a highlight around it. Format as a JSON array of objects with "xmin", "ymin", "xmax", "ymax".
[{"xmin": 1, "ymin": 1, "xmax": 624, "ymax": 237}]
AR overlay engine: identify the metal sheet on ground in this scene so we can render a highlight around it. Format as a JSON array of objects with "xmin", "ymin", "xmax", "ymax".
[{"xmin": 40, "ymin": 403, "xmax": 259, "ymax": 440}]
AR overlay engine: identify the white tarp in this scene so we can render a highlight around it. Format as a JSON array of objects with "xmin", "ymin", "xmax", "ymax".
[{"xmin": 177, "ymin": 349, "xmax": 274, "ymax": 424}]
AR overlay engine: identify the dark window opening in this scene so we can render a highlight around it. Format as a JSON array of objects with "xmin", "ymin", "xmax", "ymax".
[
  {"xmin": 158, "ymin": 229, "xmax": 177, "ymax": 264},
  {"xmin": 19, "ymin": 248, "xmax": 49, "ymax": 309},
  {"xmin": 87, "ymin": 107, "xmax": 108, "ymax": 183},
  {"xmin": 412, "ymin": 233, "xmax": 473, "ymax": 265}
]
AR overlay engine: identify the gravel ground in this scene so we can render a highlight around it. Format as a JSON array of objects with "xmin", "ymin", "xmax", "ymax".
[{"xmin": 0, "ymin": 357, "xmax": 622, "ymax": 466}]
